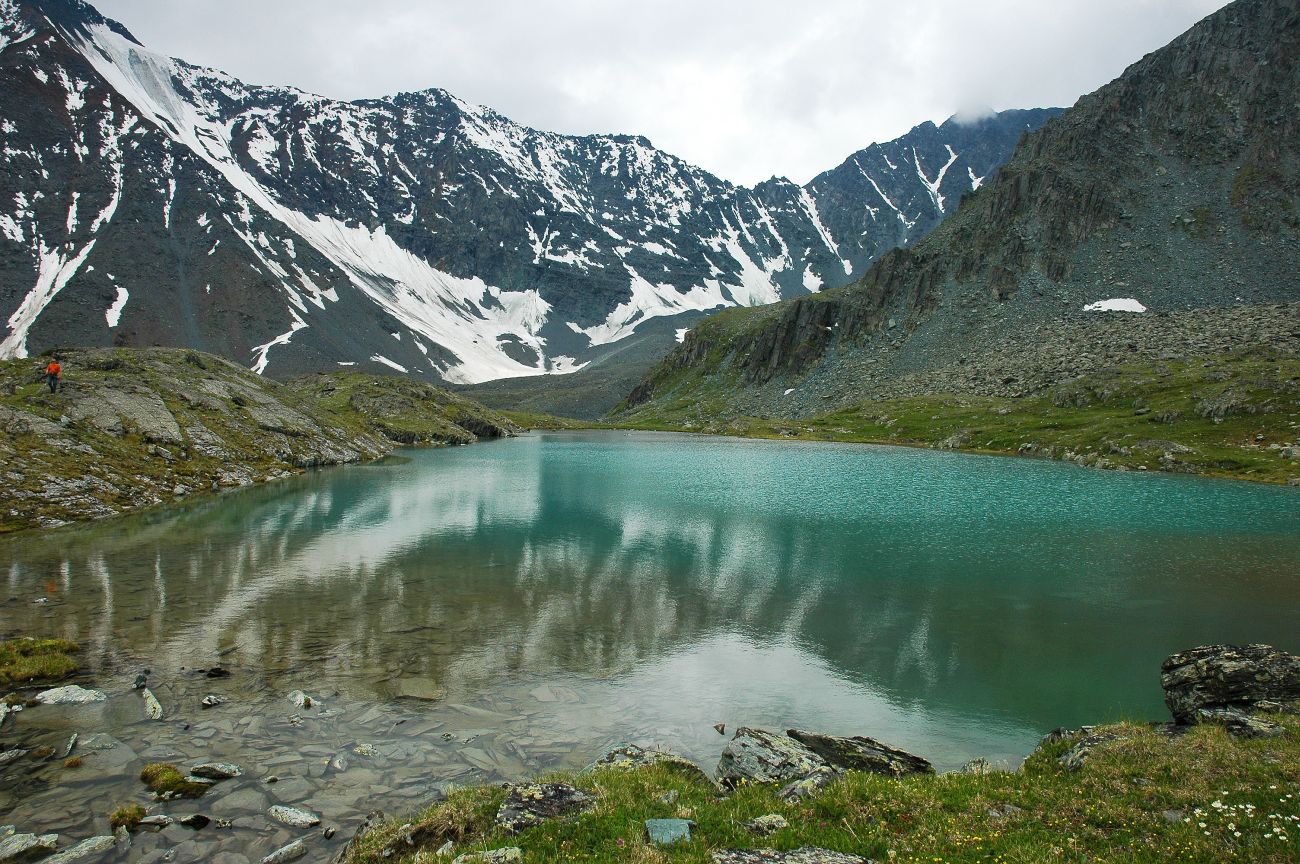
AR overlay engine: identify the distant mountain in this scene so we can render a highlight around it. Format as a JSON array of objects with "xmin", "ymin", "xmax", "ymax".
[
  {"xmin": 0, "ymin": 0, "xmax": 1057, "ymax": 382},
  {"xmin": 621, "ymin": 0, "xmax": 1299, "ymax": 419}
]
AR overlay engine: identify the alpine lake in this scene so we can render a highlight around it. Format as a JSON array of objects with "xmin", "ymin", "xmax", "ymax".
[{"xmin": 1, "ymin": 431, "xmax": 1298, "ymax": 861}]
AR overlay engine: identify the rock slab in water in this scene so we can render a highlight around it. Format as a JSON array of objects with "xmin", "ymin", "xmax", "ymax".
[
  {"xmin": 645, "ymin": 818, "xmax": 694, "ymax": 846},
  {"xmin": 191, "ymin": 762, "xmax": 243, "ymax": 779},
  {"xmin": 495, "ymin": 783, "xmax": 594, "ymax": 833},
  {"xmin": 711, "ymin": 849, "xmax": 868, "ymax": 864},
  {"xmin": 268, "ymin": 806, "xmax": 321, "ymax": 828},
  {"xmin": 0, "ymin": 832, "xmax": 59, "ymax": 862},
  {"xmin": 142, "ymin": 689, "xmax": 163, "ymax": 720},
  {"xmin": 262, "ymin": 839, "xmax": 308, "ymax": 864},
  {"xmin": 35, "ymin": 686, "xmax": 106, "ymax": 705},
  {"xmin": 586, "ymin": 744, "xmax": 713, "ymax": 786},
  {"xmin": 40, "ymin": 835, "xmax": 117, "ymax": 863},
  {"xmin": 1161, "ymin": 644, "xmax": 1300, "ymax": 724},
  {"xmin": 786, "ymin": 730, "xmax": 934, "ymax": 777},
  {"xmin": 716, "ymin": 728, "xmax": 826, "ymax": 787},
  {"xmin": 452, "ymin": 849, "xmax": 522, "ymax": 864}
]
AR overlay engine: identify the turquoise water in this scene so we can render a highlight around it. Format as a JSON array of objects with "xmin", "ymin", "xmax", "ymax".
[{"xmin": 3, "ymin": 431, "xmax": 1298, "ymax": 772}]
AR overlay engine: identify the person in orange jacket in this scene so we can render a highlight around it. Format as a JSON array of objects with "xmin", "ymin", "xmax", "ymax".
[{"xmin": 45, "ymin": 357, "xmax": 61, "ymax": 393}]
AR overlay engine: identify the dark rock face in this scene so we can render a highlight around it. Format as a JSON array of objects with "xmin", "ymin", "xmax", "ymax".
[
  {"xmin": 786, "ymin": 729, "xmax": 935, "ymax": 777},
  {"xmin": 494, "ymin": 783, "xmax": 594, "ymax": 834},
  {"xmin": 1161, "ymin": 644, "xmax": 1300, "ymax": 723},
  {"xmin": 0, "ymin": 0, "xmax": 1054, "ymax": 385},
  {"xmin": 625, "ymin": 0, "xmax": 1300, "ymax": 417}
]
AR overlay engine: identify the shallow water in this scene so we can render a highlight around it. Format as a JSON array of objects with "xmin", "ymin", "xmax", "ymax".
[{"xmin": 1, "ymin": 431, "xmax": 1297, "ymax": 859}]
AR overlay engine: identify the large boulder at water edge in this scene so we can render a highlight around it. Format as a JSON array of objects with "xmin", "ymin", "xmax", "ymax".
[
  {"xmin": 1161, "ymin": 644, "xmax": 1300, "ymax": 724},
  {"xmin": 786, "ymin": 729, "xmax": 935, "ymax": 777}
]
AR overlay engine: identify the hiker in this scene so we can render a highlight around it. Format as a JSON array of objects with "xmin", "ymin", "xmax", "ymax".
[{"xmin": 45, "ymin": 357, "xmax": 61, "ymax": 393}]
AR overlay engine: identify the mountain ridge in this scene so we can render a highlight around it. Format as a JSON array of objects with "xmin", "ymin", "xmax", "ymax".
[{"xmin": 0, "ymin": 0, "xmax": 1058, "ymax": 383}]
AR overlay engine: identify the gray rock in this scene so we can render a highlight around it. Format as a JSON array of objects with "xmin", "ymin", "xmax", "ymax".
[
  {"xmin": 1161, "ymin": 644, "xmax": 1300, "ymax": 724},
  {"xmin": 787, "ymin": 729, "xmax": 934, "ymax": 777},
  {"xmin": 710, "ymin": 848, "xmax": 868, "ymax": 863},
  {"xmin": 645, "ymin": 818, "xmax": 694, "ymax": 846},
  {"xmin": 495, "ymin": 783, "xmax": 594, "ymax": 834},
  {"xmin": 191, "ymin": 762, "xmax": 243, "ymax": 779},
  {"xmin": 0, "ymin": 751, "xmax": 27, "ymax": 766},
  {"xmin": 201, "ymin": 695, "xmax": 228, "ymax": 709},
  {"xmin": 1195, "ymin": 707, "xmax": 1285, "ymax": 739},
  {"xmin": 957, "ymin": 758, "xmax": 995, "ymax": 775},
  {"xmin": 40, "ymin": 835, "xmax": 117, "ymax": 863},
  {"xmin": 267, "ymin": 806, "xmax": 320, "ymax": 829},
  {"xmin": 585, "ymin": 744, "xmax": 713, "ymax": 786},
  {"xmin": 142, "ymin": 689, "xmax": 164, "ymax": 720},
  {"xmin": 179, "ymin": 814, "xmax": 210, "ymax": 830},
  {"xmin": 452, "ymin": 849, "xmax": 522, "ymax": 864},
  {"xmin": 0, "ymin": 832, "xmax": 59, "ymax": 862},
  {"xmin": 716, "ymin": 728, "xmax": 826, "ymax": 788},
  {"xmin": 261, "ymin": 840, "xmax": 307, "ymax": 864},
  {"xmin": 777, "ymin": 766, "xmax": 837, "ymax": 802},
  {"xmin": 137, "ymin": 816, "xmax": 173, "ymax": 831},
  {"xmin": 746, "ymin": 814, "xmax": 789, "ymax": 835},
  {"xmin": 35, "ymin": 685, "xmax": 106, "ymax": 705},
  {"xmin": 1058, "ymin": 732, "xmax": 1125, "ymax": 771}
]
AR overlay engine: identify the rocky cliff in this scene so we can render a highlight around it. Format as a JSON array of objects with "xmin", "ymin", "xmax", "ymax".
[
  {"xmin": 0, "ymin": 347, "xmax": 517, "ymax": 531},
  {"xmin": 621, "ymin": 0, "xmax": 1299, "ymax": 419},
  {"xmin": 0, "ymin": 0, "xmax": 1056, "ymax": 384}
]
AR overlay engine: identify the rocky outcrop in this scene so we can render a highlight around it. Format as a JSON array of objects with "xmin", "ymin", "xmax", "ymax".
[
  {"xmin": 494, "ymin": 783, "xmax": 594, "ymax": 834},
  {"xmin": 716, "ymin": 728, "xmax": 827, "ymax": 788},
  {"xmin": 1161, "ymin": 644, "xmax": 1300, "ymax": 724},
  {"xmin": 786, "ymin": 729, "xmax": 935, "ymax": 777},
  {"xmin": 0, "ymin": 347, "xmax": 515, "ymax": 532}
]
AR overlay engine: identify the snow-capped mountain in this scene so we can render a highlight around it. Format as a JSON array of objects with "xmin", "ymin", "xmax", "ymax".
[{"xmin": 0, "ymin": 0, "xmax": 1059, "ymax": 383}]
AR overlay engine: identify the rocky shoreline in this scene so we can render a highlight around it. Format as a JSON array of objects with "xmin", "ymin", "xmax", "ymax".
[
  {"xmin": 0, "ymin": 643, "xmax": 1294, "ymax": 863},
  {"xmin": 0, "ymin": 347, "xmax": 519, "ymax": 533}
]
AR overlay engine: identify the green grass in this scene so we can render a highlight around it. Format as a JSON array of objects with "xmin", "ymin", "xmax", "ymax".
[
  {"xmin": 109, "ymin": 803, "xmax": 146, "ymax": 831},
  {"xmin": 345, "ymin": 717, "xmax": 1300, "ymax": 863},
  {"xmin": 139, "ymin": 763, "xmax": 209, "ymax": 799},
  {"xmin": 615, "ymin": 355, "xmax": 1300, "ymax": 485},
  {"xmin": 0, "ymin": 638, "xmax": 80, "ymax": 686}
]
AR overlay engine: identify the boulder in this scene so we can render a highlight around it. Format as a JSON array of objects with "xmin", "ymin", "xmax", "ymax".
[
  {"xmin": 35, "ymin": 686, "xmax": 106, "ymax": 705},
  {"xmin": 495, "ymin": 783, "xmax": 594, "ymax": 834},
  {"xmin": 585, "ymin": 744, "xmax": 713, "ymax": 786},
  {"xmin": 777, "ymin": 766, "xmax": 837, "ymax": 803},
  {"xmin": 711, "ymin": 849, "xmax": 868, "ymax": 863},
  {"xmin": 716, "ymin": 728, "xmax": 826, "ymax": 788},
  {"xmin": 1195, "ymin": 707, "xmax": 1285, "ymax": 739},
  {"xmin": 0, "ymin": 833, "xmax": 59, "ymax": 862},
  {"xmin": 786, "ymin": 730, "xmax": 934, "ymax": 777},
  {"xmin": 1161, "ymin": 644, "xmax": 1300, "ymax": 724},
  {"xmin": 268, "ymin": 806, "xmax": 320, "ymax": 829}
]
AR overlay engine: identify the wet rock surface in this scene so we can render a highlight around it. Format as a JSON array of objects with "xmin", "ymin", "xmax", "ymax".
[
  {"xmin": 1161, "ymin": 644, "xmax": 1300, "ymax": 724},
  {"xmin": 495, "ymin": 783, "xmax": 594, "ymax": 834}
]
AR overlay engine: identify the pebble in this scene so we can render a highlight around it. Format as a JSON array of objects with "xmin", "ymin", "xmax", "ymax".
[{"xmin": 201, "ymin": 695, "xmax": 229, "ymax": 709}]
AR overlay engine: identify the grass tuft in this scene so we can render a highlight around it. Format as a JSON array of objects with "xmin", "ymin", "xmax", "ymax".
[
  {"xmin": 0, "ymin": 638, "xmax": 80, "ymax": 686},
  {"xmin": 139, "ymin": 763, "xmax": 209, "ymax": 799}
]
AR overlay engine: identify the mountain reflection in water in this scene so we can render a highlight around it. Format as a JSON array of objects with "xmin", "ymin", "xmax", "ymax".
[{"xmin": 3, "ymin": 431, "xmax": 1298, "ymax": 768}]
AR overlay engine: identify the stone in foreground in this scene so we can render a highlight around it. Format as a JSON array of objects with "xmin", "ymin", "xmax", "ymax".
[
  {"xmin": 1058, "ymin": 732, "xmax": 1126, "ymax": 772},
  {"xmin": 711, "ymin": 848, "xmax": 868, "ymax": 863},
  {"xmin": 495, "ymin": 783, "xmax": 593, "ymax": 834},
  {"xmin": 41, "ymin": 835, "xmax": 118, "ymax": 863},
  {"xmin": 645, "ymin": 818, "xmax": 694, "ymax": 846},
  {"xmin": 786, "ymin": 729, "xmax": 934, "ymax": 777},
  {"xmin": 452, "ymin": 849, "xmax": 522, "ymax": 864},
  {"xmin": 268, "ymin": 805, "xmax": 321, "ymax": 828},
  {"xmin": 142, "ymin": 688, "xmax": 164, "ymax": 720},
  {"xmin": 262, "ymin": 839, "xmax": 307, "ymax": 864},
  {"xmin": 716, "ymin": 728, "xmax": 826, "ymax": 787},
  {"xmin": 586, "ymin": 743, "xmax": 713, "ymax": 786},
  {"xmin": 778, "ymin": 766, "xmax": 838, "ymax": 802},
  {"xmin": 34, "ymin": 686, "xmax": 106, "ymax": 705},
  {"xmin": 1161, "ymin": 644, "xmax": 1300, "ymax": 724},
  {"xmin": 0, "ymin": 832, "xmax": 59, "ymax": 862},
  {"xmin": 190, "ymin": 762, "xmax": 243, "ymax": 779},
  {"xmin": 746, "ymin": 814, "xmax": 789, "ymax": 835}
]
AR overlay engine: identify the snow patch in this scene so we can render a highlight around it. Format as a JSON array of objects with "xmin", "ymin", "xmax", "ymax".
[
  {"xmin": 1083, "ymin": 298, "xmax": 1147, "ymax": 313},
  {"xmin": 675, "ymin": 328, "xmax": 689, "ymax": 344},
  {"xmin": 105, "ymin": 283, "xmax": 128, "ymax": 327},
  {"xmin": 369, "ymin": 353, "xmax": 407, "ymax": 373}
]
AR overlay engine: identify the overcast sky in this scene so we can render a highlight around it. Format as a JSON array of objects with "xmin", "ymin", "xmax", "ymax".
[{"xmin": 93, "ymin": 0, "xmax": 1230, "ymax": 186}]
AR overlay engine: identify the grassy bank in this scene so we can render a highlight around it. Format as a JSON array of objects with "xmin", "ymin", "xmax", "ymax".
[
  {"xmin": 0, "ymin": 638, "xmax": 80, "ymax": 687},
  {"xmin": 344, "ymin": 716, "xmax": 1298, "ymax": 863},
  {"xmin": 614, "ymin": 355, "xmax": 1300, "ymax": 485}
]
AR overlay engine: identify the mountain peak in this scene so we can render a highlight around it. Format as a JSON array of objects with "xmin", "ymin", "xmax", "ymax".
[{"xmin": 19, "ymin": 0, "xmax": 140, "ymax": 44}]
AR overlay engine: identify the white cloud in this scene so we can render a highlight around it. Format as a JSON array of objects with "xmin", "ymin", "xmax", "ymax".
[{"xmin": 93, "ymin": 0, "xmax": 1230, "ymax": 185}]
